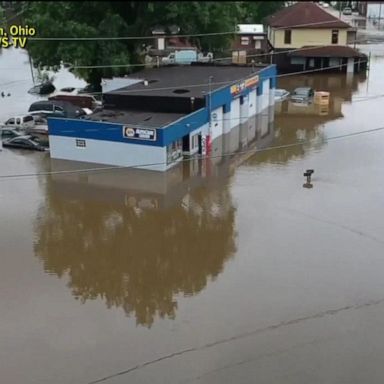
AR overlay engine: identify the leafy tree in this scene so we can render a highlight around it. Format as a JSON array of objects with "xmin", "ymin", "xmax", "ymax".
[
  {"xmin": 240, "ymin": 1, "xmax": 284, "ymax": 24},
  {"xmin": 23, "ymin": 1, "xmax": 284, "ymax": 86},
  {"xmin": 0, "ymin": 4, "xmax": 5, "ymax": 25},
  {"xmin": 34, "ymin": 167, "xmax": 236, "ymax": 327}
]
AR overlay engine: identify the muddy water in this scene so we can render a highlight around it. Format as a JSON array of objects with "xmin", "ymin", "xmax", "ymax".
[{"xmin": 1, "ymin": 45, "xmax": 384, "ymax": 384}]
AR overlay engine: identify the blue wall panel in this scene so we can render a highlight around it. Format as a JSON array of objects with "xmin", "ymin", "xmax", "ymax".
[
  {"xmin": 48, "ymin": 64, "xmax": 277, "ymax": 148},
  {"xmin": 48, "ymin": 118, "xmax": 164, "ymax": 147}
]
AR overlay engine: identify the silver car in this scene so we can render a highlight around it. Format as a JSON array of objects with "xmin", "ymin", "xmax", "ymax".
[
  {"xmin": 274, "ymin": 89, "xmax": 290, "ymax": 102},
  {"xmin": 291, "ymin": 87, "xmax": 315, "ymax": 103}
]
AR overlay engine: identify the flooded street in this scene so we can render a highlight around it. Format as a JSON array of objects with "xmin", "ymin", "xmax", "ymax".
[{"xmin": 1, "ymin": 43, "xmax": 384, "ymax": 384}]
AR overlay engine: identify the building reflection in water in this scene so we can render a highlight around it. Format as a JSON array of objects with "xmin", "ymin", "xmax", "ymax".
[
  {"xmin": 34, "ymin": 109, "xmax": 275, "ymax": 327},
  {"xmin": 246, "ymin": 72, "xmax": 366, "ymax": 166}
]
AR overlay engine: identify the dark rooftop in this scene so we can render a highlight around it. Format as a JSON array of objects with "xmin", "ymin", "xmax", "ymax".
[
  {"xmin": 107, "ymin": 64, "xmax": 265, "ymax": 99},
  {"xmin": 265, "ymin": 2, "xmax": 351, "ymax": 29},
  {"xmin": 85, "ymin": 109, "xmax": 186, "ymax": 128},
  {"xmin": 289, "ymin": 45, "xmax": 367, "ymax": 58}
]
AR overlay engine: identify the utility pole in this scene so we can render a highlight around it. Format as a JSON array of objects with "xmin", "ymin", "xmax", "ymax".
[
  {"xmin": 28, "ymin": 52, "xmax": 35, "ymax": 85},
  {"xmin": 208, "ymin": 76, "xmax": 213, "ymax": 127},
  {"xmin": 20, "ymin": 8, "xmax": 35, "ymax": 85}
]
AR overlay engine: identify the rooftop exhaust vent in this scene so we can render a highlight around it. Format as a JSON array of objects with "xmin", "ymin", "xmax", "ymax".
[{"xmin": 173, "ymin": 89, "xmax": 190, "ymax": 94}]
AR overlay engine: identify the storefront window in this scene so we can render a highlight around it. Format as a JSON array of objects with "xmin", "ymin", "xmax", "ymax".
[
  {"xmin": 167, "ymin": 138, "xmax": 183, "ymax": 164},
  {"xmin": 192, "ymin": 134, "xmax": 199, "ymax": 149}
]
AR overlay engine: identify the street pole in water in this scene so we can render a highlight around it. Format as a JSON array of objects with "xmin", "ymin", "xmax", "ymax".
[
  {"xmin": 28, "ymin": 52, "xmax": 35, "ymax": 85},
  {"xmin": 208, "ymin": 76, "xmax": 213, "ymax": 126}
]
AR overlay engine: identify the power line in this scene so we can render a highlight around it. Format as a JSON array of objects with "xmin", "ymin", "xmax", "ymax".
[
  {"xmin": 69, "ymin": 37, "xmax": 370, "ymax": 70},
  {"xmin": 1, "ymin": 125, "xmax": 383, "ymax": 181},
  {"xmin": 273, "ymin": 19, "xmax": 352, "ymax": 30},
  {"xmin": 276, "ymin": 60, "xmax": 368, "ymax": 77},
  {"xmin": 74, "ymin": 60, "xmax": 368, "ymax": 95},
  {"xmin": 25, "ymin": 19, "xmax": 354, "ymax": 42},
  {"xmin": 28, "ymin": 31, "xmax": 236, "ymax": 42}
]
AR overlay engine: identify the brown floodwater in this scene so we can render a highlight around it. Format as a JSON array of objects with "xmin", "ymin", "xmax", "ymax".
[{"xmin": 1, "ymin": 44, "xmax": 384, "ymax": 384}]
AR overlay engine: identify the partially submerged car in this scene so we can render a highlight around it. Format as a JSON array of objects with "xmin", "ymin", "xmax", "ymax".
[
  {"xmin": 2, "ymin": 135, "xmax": 47, "ymax": 151},
  {"xmin": 28, "ymin": 81, "xmax": 56, "ymax": 95},
  {"xmin": 28, "ymin": 100, "xmax": 86, "ymax": 118},
  {"xmin": 274, "ymin": 89, "xmax": 290, "ymax": 102},
  {"xmin": 291, "ymin": 87, "xmax": 315, "ymax": 104},
  {"xmin": 0, "ymin": 128, "xmax": 23, "ymax": 139}
]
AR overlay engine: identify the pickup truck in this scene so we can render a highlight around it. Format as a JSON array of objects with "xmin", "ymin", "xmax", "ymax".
[
  {"xmin": 161, "ymin": 50, "xmax": 213, "ymax": 65},
  {"xmin": 1, "ymin": 115, "xmax": 35, "ymax": 131}
]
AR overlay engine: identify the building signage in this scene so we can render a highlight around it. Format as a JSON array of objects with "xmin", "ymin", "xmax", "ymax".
[
  {"xmin": 123, "ymin": 126, "xmax": 157, "ymax": 141},
  {"xmin": 230, "ymin": 75, "xmax": 259, "ymax": 96},
  {"xmin": 245, "ymin": 75, "xmax": 259, "ymax": 88},
  {"xmin": 230, "ymin": 82, "xmax": 245, "ymax": 96}
]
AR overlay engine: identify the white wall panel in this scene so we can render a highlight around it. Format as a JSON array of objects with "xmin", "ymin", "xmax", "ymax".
[
  {"xmin": 210, "ymin": 106, "xmax": 223, "ymax": 140},
  {"xmin": 50, "ymin": 136, "xmax": 168, "ymax": 171},
  {"xmin": 230, "ymin": 98, "xmax": 240, "ymax": 129},
  {"xmin": 248, "ymin": 90, "xmax": 257, "ymax": 117}
]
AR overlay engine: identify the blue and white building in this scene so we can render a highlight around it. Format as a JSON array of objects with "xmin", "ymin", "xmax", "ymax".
[{"xmin": 48, "ymin": 63, "xmax": 276, "ymax": 171}]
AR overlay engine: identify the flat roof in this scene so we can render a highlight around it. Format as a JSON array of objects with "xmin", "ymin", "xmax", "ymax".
[
  {"xmin": 107, "ymin": 64, "xmax": 266, "ymax": 99},
  {"xmin": 85, "ymin": 109, "xmax": 186, "ymax": 127}
]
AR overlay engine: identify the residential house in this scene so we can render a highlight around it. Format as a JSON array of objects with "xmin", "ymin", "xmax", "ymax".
[
  {"xmin": 231, "ymin": 24, "xmax": 272, "ymax": 64},
  {"xmin": 265, "ymin": 2, "xmax": 367, "ymax": 73}
]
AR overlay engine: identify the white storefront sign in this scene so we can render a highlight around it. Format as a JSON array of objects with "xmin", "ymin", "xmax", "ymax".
[{"xmin": 123, "ymin": 126, "xmax": 157, "ymax": 141}]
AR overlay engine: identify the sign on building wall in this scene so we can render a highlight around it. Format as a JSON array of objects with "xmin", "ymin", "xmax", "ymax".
[
  {"xmin": 230, "ymin": 75, "xmax": 259, "ymax": 96},
  {"xmin": 245, "ymin": 75, "xmax": 259, "ymax": 88},
  {"xmin": 123, "ymin": 126, "xmax": 157, "ymax": 141}
]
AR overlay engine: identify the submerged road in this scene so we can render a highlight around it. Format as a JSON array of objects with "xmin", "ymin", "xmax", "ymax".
[{"xmin": 1, "ymin": 43, "xmax": 384, "ymax": 383}]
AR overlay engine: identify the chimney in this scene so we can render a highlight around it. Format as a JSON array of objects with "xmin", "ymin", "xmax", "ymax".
[{"xmin": 190, "ymin": 96, "xmax": 195, "ymax": 111}]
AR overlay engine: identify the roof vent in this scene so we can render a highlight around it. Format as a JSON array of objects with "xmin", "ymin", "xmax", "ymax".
[
  {"xmin": 143, "ymin": 80, "xmax": 149, "ymax": 86},
  {"xmin": 173, "ymin": 89, "xmax": 190, "ymax": 94}
]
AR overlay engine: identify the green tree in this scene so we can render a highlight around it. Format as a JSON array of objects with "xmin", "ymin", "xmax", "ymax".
[
  {"xmin": 0, "ymin": 4, "xmax": 4, "ymax": 25},
  {"xmin": 240, "ymin": 1, "xmax": 284, "ymax": 23},
  {"xmin": 23, "ymin": 1, "xmax": 283, "ymax": 86}
]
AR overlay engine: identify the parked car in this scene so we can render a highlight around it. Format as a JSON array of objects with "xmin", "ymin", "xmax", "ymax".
[
  {"xmin": 59, "ymin": 87, "xmax": 78, "ymax": 94},
  {"xmin": 342, "ymin": 7, "xmax": 352, "ymax": 15},
  {"xmin": 78, "ymin": 84, "xmax": 102, "ymax": 94},
  {"xmin": 28, "ymin": 100, "xmax": 86, "ymax": 118},
  {"xmin": 49, "ymin": 93, "xmax": 102, "ymax": 110},
  {"xmin": 291, "ymin": 87, "xmax": 315, "ymax": 103},
  {"xmin": 274, "ymin": 89, "xmax": 290, "ymax": 102},
  {"xmin": 2, "ymin": 135, "xmax": 47, "ymax": 151},
  {"xmin": 1, "ymin": 128, "xmax": 23, "ymax": 139},
  {"xmin": 322, "ymin": 3, "xmax": 330, "ymax": 8}
]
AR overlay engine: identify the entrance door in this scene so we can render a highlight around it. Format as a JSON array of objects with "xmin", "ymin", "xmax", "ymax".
[{"xmin": 182, "ymin": 134, "xmax": 190, "ymax": 152}]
